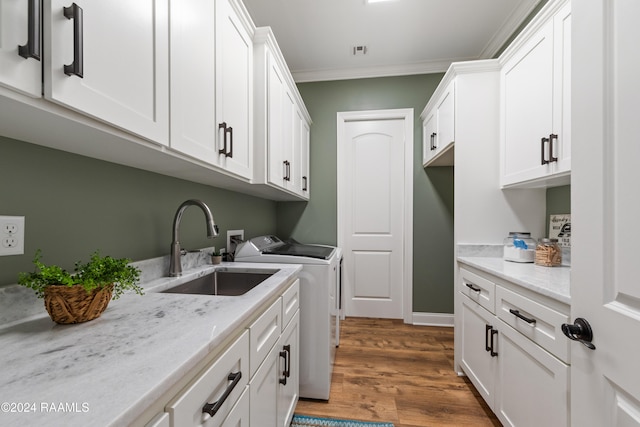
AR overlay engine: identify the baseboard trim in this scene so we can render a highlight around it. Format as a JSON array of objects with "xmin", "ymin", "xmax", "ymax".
[{"xmin": 411, "ymin": 312, "xmax": 454, "ymax": 327}]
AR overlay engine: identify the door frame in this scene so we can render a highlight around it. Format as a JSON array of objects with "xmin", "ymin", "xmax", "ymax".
[{"xmin": 336, "ymin": 108, "xmax": 414, "ymax": 324}]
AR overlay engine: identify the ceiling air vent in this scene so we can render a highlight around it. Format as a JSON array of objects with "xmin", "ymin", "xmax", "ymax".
[{"xmin": 352, "ymin": 45, "xmax": 368, "ymax": 56}]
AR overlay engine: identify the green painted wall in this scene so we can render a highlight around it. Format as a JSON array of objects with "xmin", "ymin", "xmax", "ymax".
[
  {"xmin": 546, "ymin": 185, "xmax": 571, "ymax": 235},
  {"xmin": 0, "ymin": 136, "xmax": 277, "ymax": 286},
  {"xmin": 276, "ymin": 74, "xmax": 455, "ymax": 314}
]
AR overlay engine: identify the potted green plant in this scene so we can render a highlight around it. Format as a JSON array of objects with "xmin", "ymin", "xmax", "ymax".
[
  {"xmin": 18, "ymin": 250, "xmax": 143, "ymax": 324},
  {"xmin": 210, "ymin": 249, "xmax": 223, "ymax": 265}
]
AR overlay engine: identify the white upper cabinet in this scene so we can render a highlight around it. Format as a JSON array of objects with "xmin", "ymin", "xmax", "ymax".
[
  {"xmin": 500, "ymin": 0, "xmax": 571, "ymax": 188},
  {"xmin": 254, "ymin": 28, "xmax": 311, "ymax": 200},
  {"xmin": 170, "ymin": 0, "xmax": 253, "ymax": 180},
  {"xmin": 0, "ymin": 0, "xmax": 41, "ymax": 97},
  {"xmin": 422, "ymin": 81, "xmax": 455, "ymax": 167},
  {"xmin": 215, "ymin": 0, "xmax": 253, "ymax": 179},
  {"xmin": 44, "ymin": 0, "xmax": 169, "ymax": 145}
]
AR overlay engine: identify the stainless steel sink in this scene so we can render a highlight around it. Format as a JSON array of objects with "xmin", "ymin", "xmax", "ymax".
[{"xmin": 162, "ymin": 267, "xmax": 278, "ymax": 296}]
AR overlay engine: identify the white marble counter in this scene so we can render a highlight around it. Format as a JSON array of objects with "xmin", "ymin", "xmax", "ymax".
[
  {"xmin": 458, "ymin": 256, "xmax": 570, "ymax": 305},
  {"xmin": 0, "ymin": 260, "xmax": 301, "ymax": 427}
]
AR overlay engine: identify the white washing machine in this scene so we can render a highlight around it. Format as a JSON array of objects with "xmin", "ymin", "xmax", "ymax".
[{"xmin": 234, "ymin": 235, "xmax": 342, "ymax": 400}]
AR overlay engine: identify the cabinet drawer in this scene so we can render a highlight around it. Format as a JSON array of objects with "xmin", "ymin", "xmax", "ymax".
[
  {"xmin": 220, "ymin": 385, "xmax": 249, "ymax": 426},
  {"xmin": 495, "ymin": 285, "xmax": 570, "ymax": 363},
  {"xmin": 459, "ymin": 268, "xmax": 496, "ymax": 314},
  {"xmin": 249, "ymin": 298, "xmax": 282, "ymax": 377},
  {"xmin": 281, "ymin": 279, "xmax": 300, "ymax": 331},
  {"xmin": 496, "ymin": 321, "xmax": 569, "ymax": 427},
  {"xmin": 167, "ymin": 330, "xmax": 249, "ymax": 427}
]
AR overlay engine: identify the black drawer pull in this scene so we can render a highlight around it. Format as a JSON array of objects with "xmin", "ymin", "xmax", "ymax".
[
  {"xmin": 509, "ymin": 309, "xmax": 536, "ymax": 325},
  {"xmin": 466, "ymin": 283, "xmax": 481, "ymax": 293},
  {"xmin": 202, "ymin": 371, "xmax": 242, "ymax": 417}
]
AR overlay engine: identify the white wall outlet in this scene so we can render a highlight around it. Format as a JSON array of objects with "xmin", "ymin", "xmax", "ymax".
[
  {"xmin": 227, "ymin": 229, "xmax": 245, "ymax": 255},
  {"xmin": 0, "ymin": 216, "xmax": 25, "ymax": 256}
]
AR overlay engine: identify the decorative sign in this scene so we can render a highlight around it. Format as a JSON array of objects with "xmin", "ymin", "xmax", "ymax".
[{"xmin": 549, "ymin": 214, "xmax": 571, "ymax": 247}]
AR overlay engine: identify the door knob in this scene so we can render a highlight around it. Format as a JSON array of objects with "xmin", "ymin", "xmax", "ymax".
[{"xmin": 561, "ymin": 318, "xmax": 596, "ymax": 350}]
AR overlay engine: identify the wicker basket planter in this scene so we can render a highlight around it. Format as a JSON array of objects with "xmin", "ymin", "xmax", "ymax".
[{"xmin": 44, "ymin": 284, "xmax": 114, "ymax": 324}]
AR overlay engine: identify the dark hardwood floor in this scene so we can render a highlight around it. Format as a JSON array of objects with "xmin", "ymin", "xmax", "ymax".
[{"xmin": 294, "ymin": 317, "xmax": 501, "ymax": 427}]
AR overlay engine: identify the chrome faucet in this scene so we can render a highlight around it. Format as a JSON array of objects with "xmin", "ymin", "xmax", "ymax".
[{"xmin": 169, "ymin": 199, "xmax": 219, "ymax": 277}]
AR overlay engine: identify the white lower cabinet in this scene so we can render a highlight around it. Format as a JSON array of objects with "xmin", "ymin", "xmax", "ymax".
[
  {"xmin": 157, "ymin": 279, "xmax": 300, "ymax": 427},
  {"xmin": 249, "ymin": 280, "xmax": 300, "ymax": 427},
  {"xmin": 458, "ymin": 267, "xmax": 569, "ymax": 427},
  {"xmin": 166, "ymin": 331, "xmax": 250, "ymax": 427},
  {"xmin": 277, "ymin": 311, "xmax": 300, "ymax": 427}
]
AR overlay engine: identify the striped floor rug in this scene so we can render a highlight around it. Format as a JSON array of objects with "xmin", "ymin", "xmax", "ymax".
[{"xmin": 290, "ymin": 414, "xmax": 394, "ymax": 427}]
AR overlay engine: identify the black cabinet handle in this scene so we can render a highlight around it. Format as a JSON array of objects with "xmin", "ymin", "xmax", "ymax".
[
  {"xmin": 18, "ymin": 0, "xmax": 41, "ymax": 60},
  {"xmin": 490, "ymin": 329, "xmax": 498, "ymax": 357},
  {"xmin": 485, "ymin": 324, "xmax": 492, "ymax": 352},
  {"xmin": 509, "ymin": 309, "xmax": 536, "ymax": 325},
  {"xmin": 541, "ymin": 136, "xmax": 550, "ymax": 165},
  {"xmin": 202, "ymin": 371, "xmax": 242, "ymax": 417},
  {"xmin": 302, "ymin": 176, "xmax": 308, "ymax": 191},
  {"xmin": 218, "ymin": 122, "xmax": 228, "ymax": 155},
  {"xmin": 279, "ymin": 345, "xmax": 290, "ymax": 385},
  {"xmin": 549, "ymin": 133, "xmax": 558, "ymax": 162},
  {"xmin": 283, "ymin": 160, "xmax": 291, "ymax": 181},
  {"xmin": 226, "ymin": 127, "xmax": 233, "ymax": 158},
  {"xmin": 430, "ymin": 132, "xmax": 437, "ymax": 151},
  {"xmin": 466, "ymin": 283, "xmax": 481, "ymax": 293},
  {"xmin": 63, "ymin": 3, "xmax": 83, "ymax": 78}
]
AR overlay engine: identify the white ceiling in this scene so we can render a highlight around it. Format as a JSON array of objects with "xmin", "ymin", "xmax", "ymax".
[{"xmin": 242, "ymin": 0, "xmax": 542, "ymax": 82}]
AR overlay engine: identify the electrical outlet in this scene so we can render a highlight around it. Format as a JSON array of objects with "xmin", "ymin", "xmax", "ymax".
[
  {"xmin": 227, "ymin": 229, "xmax": 244, "ymax": 254},
  {"xmin": 0, "ymin": 216, "xmax": 25, "ymax": 256}
]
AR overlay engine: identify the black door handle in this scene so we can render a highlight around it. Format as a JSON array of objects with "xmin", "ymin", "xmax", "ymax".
[
  {"xmin": 63, "ymin": 3, "xmax": 83, "ymax": 78},
  {"xmin": 562, "ymin": 318, "xmax": 596, "ymax": 350},
  {"xmin": 18, "ymin": 0, "xmax": 41, "ymax": 60}
]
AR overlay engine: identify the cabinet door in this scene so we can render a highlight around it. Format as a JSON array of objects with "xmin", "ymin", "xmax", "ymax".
[
  {"xmin": 221, "ymin": 386, "xmax": 249, "ymax": 427},
  {"xmin": 281, "ymin": 87, "xmax": 296, "ymax": 191},
  {"xmin": 169, "ymin": 0, "xmax": 218, "ymax": 165},
  {"xmin": 277, "ymin": 311, "xmax": 299, "ymax": 427},
  {"xmin": 435, "ymin": 82, "xmax": 455, "ymax": 152},
  {"xmin": 502, "ymin": 19, "xmax": 554, "ymax": 185},
  {"xmin": 249, "ymin": 343, "xmax": 279, "ymax": 427},
  {"xmin": 422, "ymin": 110, "xmax": 436, "ymax": 166},
  {"xmin": 0, "ymin": 0, "xmax": 41, "ymax": 97},
  {"xmin": 300, "ymin": 119, "xmax": 310, "ymax": 196},
  {"xmin": 460, "ymin": 294, "xmax": 497, "ymax": 409},
  {"xmin": 550, "ymin": 2, "xmax": 571, "ymax": 176},
  {"xmin": 44, "ymin": 0, "xmax": 169, "ymax": 145},
  {"xmin": 167, "ymin": 331, "xmax": 249, "ymax": 427},
  {"xmin": 291, "ymin": 107, "xmax": 304, "ymax": 195},
  {"xmin": 267, "ymin": 56, "xmax": 286, "ymax": 186},
  {"xmin": 496, "ymin": 321, "xmax": 569, "ymax": 427},
  {"xmin": 215, "ymin": 0, "xmax": 252, "ymax": 179}
]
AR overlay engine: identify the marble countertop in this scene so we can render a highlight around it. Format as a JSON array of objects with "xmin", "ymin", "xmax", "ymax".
[
  {"xmin": 457, "ymin": 256, "xmax": 570, "ymax": 304},
  {"xmin": 0, "ymin": 260, "xmax": 301, "ymax": 427}
]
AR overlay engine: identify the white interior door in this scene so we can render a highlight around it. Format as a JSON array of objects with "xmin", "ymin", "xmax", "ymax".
[
  {"xmin": 337, "ymin": 109, "xmax": 413, "ymax": 320},
  {"xmin": 570, "ymin": 1, "xmax": 640, "ymax": 425}
]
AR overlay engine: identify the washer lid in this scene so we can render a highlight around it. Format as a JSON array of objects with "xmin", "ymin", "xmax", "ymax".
[{"xmin": 263, "ymin": 243, "xmax": 335, "ymax": 260}]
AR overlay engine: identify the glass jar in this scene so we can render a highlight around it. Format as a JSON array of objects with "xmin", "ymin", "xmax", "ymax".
[
  {"xmin": 535, "ymin": 238, "xmax": 562, "ymax": 266},
  {"xmin": 503, "ymin": 232, "xmax": 536, "ymax": 263}
]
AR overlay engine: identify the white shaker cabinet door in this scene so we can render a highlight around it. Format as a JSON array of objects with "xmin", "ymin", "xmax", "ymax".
[
  {"xmin": 169, "ymin": 0, "xmax": 219, "ymax": 166},
  {"xmin": 501, "ymin": 20, "xmax": 554, "ymax": 185},
  {"xmin": 0, "ymin": 0, "xmax": 41, "ymax": 97},
  {"xmin": 215, "ymin": 0, "xmax": 253, "ymax": 179},
  {"xmin": 44, "ymin": 0, "xmax": 169, "ymax": 145}
]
